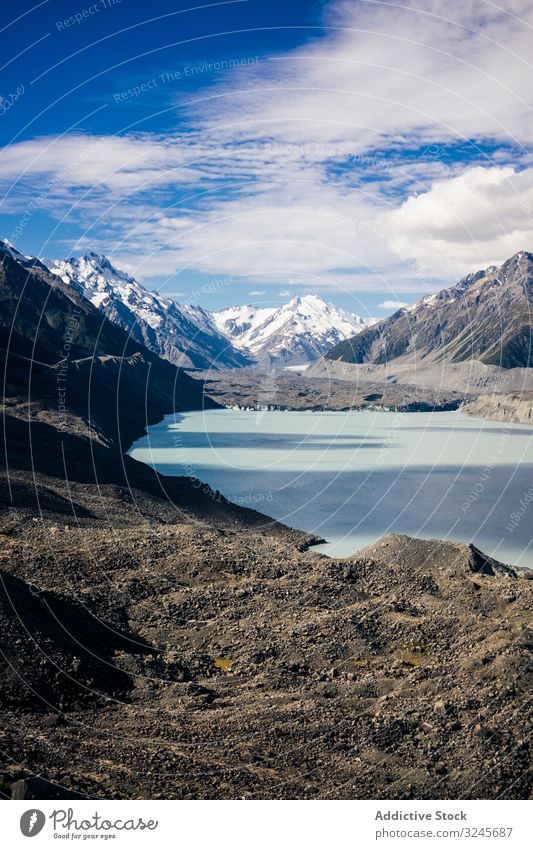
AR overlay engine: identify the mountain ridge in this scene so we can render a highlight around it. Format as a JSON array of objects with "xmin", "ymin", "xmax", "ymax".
[
  {"xmin": 23, "ymin": 244, "xmax": 374, "ymax": 369},
  {"xmin": 320, "ymin": 250, "xmax": 533, "ymax": 370},
  {"xmin": 0, "ymin": 240, "xmax": 217, "ymax": 452},
  {"xmin": 43, "ymin": 251, "xmax": 251, "ymax": 371}
]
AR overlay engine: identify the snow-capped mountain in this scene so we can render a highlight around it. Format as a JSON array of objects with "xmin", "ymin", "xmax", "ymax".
[
  {"xmin": 10, "ymin": 242, "xmax": 374, "ymax": 369},
  {"xmin": 43, "ymin": 253, "xmax": 250, "ymax": 370},
  {"xmin": 212, "ymin": 295, "xmax": 374, "ymax": 366}
]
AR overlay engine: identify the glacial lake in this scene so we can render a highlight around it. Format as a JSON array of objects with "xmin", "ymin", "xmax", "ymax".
[{"xmin": 129, "ymin": 409, "xmax": 533, "ymax": 569}]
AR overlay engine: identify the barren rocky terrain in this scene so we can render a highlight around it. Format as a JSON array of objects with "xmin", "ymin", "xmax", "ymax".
[
  {"xmin": 461, "ymin": 392, "xmax": 533, "ymax": 426},
  {"xmin": 2, "ymin": 479, "xmax": 532, "ymax": 800},
  {"xmin": 191, "ymin": 367, "xmax": 465, "ymax": 412}
]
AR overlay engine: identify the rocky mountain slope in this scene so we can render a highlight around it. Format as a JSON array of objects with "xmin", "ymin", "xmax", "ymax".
[
  {"xmin": 212, "ymin": 295, "xmax": 373, "ymax": 366},
  {"xmin": 321, "ymin": 251, "xmax": 533, "ymax": 370},
  {"xmin": 0, "ymin": 238, "xmax": 290, "ymax": 547},
  {"xmin": 41, "ymin": 251, "xmax": 251, "ymax": 370},
  {"xmin": 0, "ymin": 241, "xmax": 214, "ymax": 449}
]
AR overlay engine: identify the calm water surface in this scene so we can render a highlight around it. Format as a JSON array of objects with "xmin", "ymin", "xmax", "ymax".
[{"xmin": 129, "ymin": 409, "xmax": 533, "ymax": 568}]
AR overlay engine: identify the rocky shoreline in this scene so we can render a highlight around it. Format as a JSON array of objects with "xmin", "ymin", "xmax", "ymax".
[{"xmin": 190, "ymin": 367, "xmax": 466, "ymax": 414}]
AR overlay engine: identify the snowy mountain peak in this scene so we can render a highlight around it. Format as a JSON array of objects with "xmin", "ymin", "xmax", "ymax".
[
  {"xmin": 212, "ymin": 294, "xmax": 373, "ymax": 366},
  {"xmin": 41, "ymin": 252, "xmax": 250, "ymax": 370},
  {"xmin": 61, "ymin": 253, "xmax": 140, "ymax": 290}
]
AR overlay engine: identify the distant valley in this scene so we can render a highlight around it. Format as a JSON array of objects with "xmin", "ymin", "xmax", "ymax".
[{"xmin": 1, "ymin": 235, "xmax": 532, "ymax": 802}]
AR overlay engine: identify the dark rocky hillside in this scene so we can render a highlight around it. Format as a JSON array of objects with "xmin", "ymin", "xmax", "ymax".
[{"xmin": 325, "ymin": 251, "xmax": 533, "ymax": 369}]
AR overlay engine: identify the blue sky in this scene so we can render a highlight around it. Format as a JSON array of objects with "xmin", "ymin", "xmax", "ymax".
[{"xmin": 1, "ymin": 0, "xmax": 532, "ymax": 315}]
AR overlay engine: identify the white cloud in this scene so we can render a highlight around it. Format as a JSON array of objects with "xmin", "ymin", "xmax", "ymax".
[
  {"xmin": 100, "ymin": 179, "xmax": 409, "ymax": 287},
  {"xmin": 249, "ymin": 289, "xmax": 267, "ymax": 296},
  {"xmin": 279, "ymin": 290, "xmax": 291, "ymax": 296},
  {"xmin": 197, "ymin": 0, "xmax": 533, "ymax": 152},
  {"xmin": 379, "ymin": 299, "xmax": 408, "ymax": 309},
  {"xmin": 0, "ymin": 135, "xmax": 203, "ymax": 198},
  {"xmin": 1, "ymin": 0, "xmax": 533, "ymax": 291},
  {"xmin": 383, "ymin": 165, "xmax": 533, "ymax": 276}
]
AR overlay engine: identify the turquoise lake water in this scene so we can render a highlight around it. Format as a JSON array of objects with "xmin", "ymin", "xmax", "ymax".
[{"xmin": 129, "ymin": 409, "xmax": 533, "ymax": 568}]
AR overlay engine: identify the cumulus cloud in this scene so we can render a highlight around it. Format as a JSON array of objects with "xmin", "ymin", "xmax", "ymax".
[{"xmin": 383, "ymin": 165, "xmax": 533, "ymax": 277}]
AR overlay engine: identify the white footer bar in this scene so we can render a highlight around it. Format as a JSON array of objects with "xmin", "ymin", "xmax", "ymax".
[{"xmin": 4, "ymin": 799, "xmax": 531, "ymax": 847}]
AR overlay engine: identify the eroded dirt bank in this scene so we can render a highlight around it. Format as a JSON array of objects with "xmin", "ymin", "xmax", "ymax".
[{"xmin": 461, "ymin": 392, "xmax": 533, "ymax": 425}]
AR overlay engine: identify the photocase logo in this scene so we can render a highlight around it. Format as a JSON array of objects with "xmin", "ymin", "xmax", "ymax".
[{"xmin": 20, "ymin": 809, "xmax": 46, "ymax": 837}]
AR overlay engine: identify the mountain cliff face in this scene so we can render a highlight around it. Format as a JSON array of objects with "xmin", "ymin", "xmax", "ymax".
[
  {"xmin": 213, "ymin": 295, "xmax": 373, "ymax": 366},
  {"xmin": 324, "ymin": 252, "xmax": 533, "ymax": 369},
  {"xmin": 43, "ymin": 253, "xmax": 251, "ymax": 371},
  {"xmin": 0, "ymin": 241, "xmax": 213, "ymax": 448}
]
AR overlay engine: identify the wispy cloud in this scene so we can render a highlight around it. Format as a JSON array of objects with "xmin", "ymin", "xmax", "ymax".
[
  {"xmin": 198, "ymin": 0, "xmax": 533, "ymax": 152},
  {"xmin": 1, "ymin": 0, "xmax": 533, "ymax": 292},
  {"xmin": 249, "ymin": 289, "xmax": 266, "ymax": 296},
  {"xmin": 379, "ymin": 299, "xmax": 408, "ymax": 310}
]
